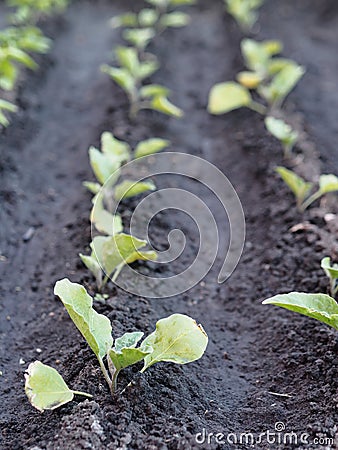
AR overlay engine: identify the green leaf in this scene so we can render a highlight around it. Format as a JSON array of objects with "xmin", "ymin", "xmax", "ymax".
[
  {"xmin": 138, "ymin": 60, "xmax": 159, "ymax": 81},
  {"xmin": 225, "ymin": 0, "xmax": 264, "ymax": 30},
  {"xmin": 101, "ymin": 132, "xmax": 130, "ymax": 165},
  {"xmin": 138, "ymin": 9, "xmax": 159, "ymax": 27},
  {"xmin": 114, "ymin": 331, "xmax": 144, "ymax": 352},
  {"xmin": 241, "ymin": 38, "xmax": 282, "ymax": 74},
  {"xmin": 101, "ymin": 65, "xmax": 135, "ymax": 94},
  {"xmin": 318, "ymin": 174, "xmax": 338, "ymax": 194},
  {"xmin": 160, "ymin": 12, "xmax": 190, "ymax": 28},
  {"xmin": 115, "ymin": 46, "xmax": 139, "ymax": 75},
  {"xmin": 140, "ymin": 84, "xmax": 170, "ymax": 98},
  {"xmin": 83, "ymin": 181, "xmax": 101, "ymax": 195},
  {"xmin": 54, "ymin": 279, "xmax": 113, "ymax": 359},
  {"xmin": 135, "ymin": 138, "xmax": 170, "ymax": 158},
  {"xmin": 0, "ymin": 99, "xmax": 17, "ymax": 126},
  {"xmin": 91, "ymin": 233, "xmax": 151, "ymax": 279},
  {"xmin": 89, "ymin": 146, "xmax": 120, "ymax": 185},
  {"xmin": 321, "ymin": 257, "xmax": 338, "ymax": 280},
  {"xmin": 141, "ymin": 314, "xmax": 208, "ymax": 371},
  {"xmin": 276, "ymin": 166, "xmax": 313, "ymax": 206},
  {"xmin": 79, "ymin": 253, "xmax": 102, "ymax": 289},
  {"xmin": 110, "ymin": 13, "xmax": 138, "ymax": 29},
  {"xmin": 122, "ymin": 28, "xmax": 156, "ymax": 51},
  {"xmin": 114, "ymin": 179, "xmax": 156, "ymax": 201},
  {"xmin": 265, "ymin": 116, "xmax": 298, "ymax": 154},
  {"xmin": 25, "ymin": 361, "xmax": 91, "ymax": 412},
  {"xmin": 91, "ymin": 202, "xmax": 123, "ymax": 235},
  {"xmin": 262, "ymin": 292, "xmax": 338, "ymax": 330},
  {"xmin": 208, "ymin": 82, "xmax": 252, "ymax": 114},
  {"xmin": 237, "ymin": 71, "xmax": 262, "ymax": 89},
  {"xmin": 260, "ymin": 62, "xmax": 305, "ymax": 106},
  {"xmin": 150, "ymin": 95, "xmax": 183, "ymax": 118}
]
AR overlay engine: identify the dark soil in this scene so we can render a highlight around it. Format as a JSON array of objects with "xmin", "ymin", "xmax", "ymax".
[{"xmin": 0, "ymin": 0, "xmax": 337, "ymax": 449}]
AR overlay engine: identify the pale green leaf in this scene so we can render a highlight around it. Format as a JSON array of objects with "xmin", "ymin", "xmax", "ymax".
[
  {"xmin": 54, "ymin": 279, "xmax": 113, "ymax": 359},
  {"xmin": 208, "ymin": 82, "xmax": 252, "ymax": 114},
  {"xmin": 150, "ymin": 96, "xmax": 183, "ymax": 118},
  {"xmin": 83, "ymin": 181, "xmax": 101, "ymax": 195},
  {"xmin": 91, "ymin": 200, "xmax": 123, "ymax": 235},
  {"xmin": 265, "ymin": 116, "xmax": 298, "ymax": 152},
  {"xmin": 135, "ymin": 138, "xmax": 170, "ymax": 158},
  {"xmin": 101, "ymin": 65, "xmax": 135, "ymax": 94},
  {"xmin": 262, "ymin": 292, "xmax": 338, "ymax": 330},
  {"xmin": 114, "ymin": 179, "xmax": 156, "ymax": 201},
  {"xmin": 241, "ymin": 38, "xmax": 282, "ymax": 74},
  {"xmin": 321, "ymin": 257, "xmax": 338, "ymax": 280},
  {"xmin": 110, "ymin": 13, "xmax": 138, "ymax": 29},
  {"xmin": 25, "ymin": 361, "xmax": 91, "ymax": 412},
  {"xmin": 318, "ymin": 174, "xmax": 338, "ymax": 194},
  {"xmin": 114, "ymin": 332, "xmax": 144, "ymax": 352},
  {"xmin": 138, "ymin": 9, "xmax": 159, "ymax": 27},
  {"xmin": 141, "ymin": 314, "xmax": 208, "ymax": 371},
  {"xmin": 160, "ymin": 12, "xmax": 190, "ymax": 28},
  {"xmin": 89, "ymin": 146, "xmax": 120, "ymax": 185},
  {"xmin": 140, "ymin": 84, "xmax": 170, "ymax": 98},
  {"xmin": 276, "ymin": 166, "xmax": 313, "ymax": 205},
  {"xmin": 123, "ymin": 28, "xmax": 155, "ymax": 50},
  {"xmin": 101, "ymin": 132, "xmax": 130, "ymax": 164}
]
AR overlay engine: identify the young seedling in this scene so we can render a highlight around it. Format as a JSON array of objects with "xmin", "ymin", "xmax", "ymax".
[
  {"xmin": 224, "ymin": 0, "xmax": 264, "ymax": 31},
  {"xmin": 49, "ymin": 279, "xmax": 208, "ymax": 397},
  {"xmin": 25, "ymin": 361, "xmax": 92, "ymax": 412},
  {"xmin": 208, "ymin": 38, "xmax": 305, "ymax": 115},
  {"xmin": 321, "ymin": 257, "xmax": 338, "ymax": 298},
  {"xmin": 276, "ymin": 167, "xmax": 338, "ymax": 211},
  {"xmin": 80, "ymin": 233, "xmax": 158, "ymax": 290},
  {"xmin": 7, "ymin": 0, "xmax": 68, "ymax": 25},
  {"xmin": 262, "ymin": 292, "xmax": 338, "ymax": 330},
  {"xmin": 265, "ymin": 116, "xmax": 298, "ymax": 158},
  {"xmin": 102, "ymin": 46, "xmax": 183, "ymax": 119}
]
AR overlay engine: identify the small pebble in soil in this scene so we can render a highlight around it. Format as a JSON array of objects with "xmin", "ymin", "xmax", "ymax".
[{"xmin": 22, "ymin": 227, "xmax": 35, "ymax": 242}]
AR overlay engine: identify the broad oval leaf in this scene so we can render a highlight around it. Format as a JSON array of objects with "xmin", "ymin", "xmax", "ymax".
[
  {"xmin": 265, "ymin": 117, "xmax": 298, "ymax": 149},
  {"xmin": 237, "ymin": 71, "xmax": 262, "ymax": 89},
  {"xmin": 160, "ymin": 12, "xmax": 190, "ymax": 28},
  {"xmin": 54, "ymin": 279, "xmax": 113, "ymax": 359},
  {"xmin": 25, "ymin": 361, "xmax": 91, "ymax": 412},
  {"xmin": 101, "ymin": 132, "xmax": 130, "ymax": 164},
  {"xmin": 141, "ymin": 314, "xmax": 208, "ymax": 371},
  {"xmin": 134, "ymin": 138, "xmax": 170, "ymax": 158},
  {"xmin": 263, "ymin": 292, "xmax": 338, "ymax": 330},
  {"xmin": 208, "ymin": 82, "xmax": 252, "ymax": 114},
  {"xmin": 321, "ymin": 257, "xmax": 338, "ymax": 279}
]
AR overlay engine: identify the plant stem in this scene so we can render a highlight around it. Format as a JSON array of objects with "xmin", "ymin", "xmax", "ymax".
[
  {"xmin": 249, "ymin": 101, "xmax": 267, "ymax": 115},
  {"xmin": 98, "ymin": 357, "xmax": 113, "ymax": 393},
  {"xmin": 300, "ymin": 190, "xmax": 322, "ymax": 211}
]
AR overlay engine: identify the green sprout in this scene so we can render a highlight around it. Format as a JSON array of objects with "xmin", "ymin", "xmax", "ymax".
[
  {"xmin": 102, "ymin": 46, "xmax": 183, "ymax": 119},
  {"xmin": 321, "ymin": 257, "xmax": 338, "ymax": 298},
  {"xmin": 265, "ymin": 116, "xmax": 298, "ymax": 158},
  {"xmin": 208, "ymin": 38, "xmax": 305, "ymax": 117},
  {"xmin": 0, "ymin": 98, "xmax": 17, "ymax": 127},
  {"xmin": 24, "ymin": 278, "xmax": 210, "ymax": 407},
  {"xmin": 225, "ymin": 0, "xmax": 264, "ymax": 31},
  {"xmin": 276, "ymin": 167, "xmax": 338, "ymax": 211},
  {"xmin": 263, "ymin": 292, "xmax": 338, "ymax": 330}
]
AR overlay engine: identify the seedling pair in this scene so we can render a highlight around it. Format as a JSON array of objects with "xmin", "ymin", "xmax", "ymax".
[
  {"xmin": 225, "ymin": 0, "xmax": 264, "ymax": 31},
  {"xmin": 276, "ymin": 167, "xmax": 338, "ymax": 211},
  {"xmin": 208, "ymin": 38, "xmax": 304, "ymax": 156},
  {"xmin": 25, "ymin": 279, "xmax": 208, "ymax": 411},
  {"xmin": 102, "ymin": 46, "xmax": 183, "ymax": 119}
]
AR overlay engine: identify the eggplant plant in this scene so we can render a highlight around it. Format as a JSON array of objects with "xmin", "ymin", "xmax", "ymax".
[
  {"xmin": 321, "ymin": 257, "xmax": 338, "ymax": 298},
  {"xmin": 102, "ymin": 46, "xmax": 183, "ymax": 118},
  {"xmin": 7, "ymin": 0, "xmax": 68, "ymax": 24},
  {"xmin": 25, "ymin": 279, "xmax": 209, "ymax": 411},
  {"xmin": 0, "ymin": 26, "xmax": 51, "ymax": 91},
  {"xmin": 276, "ymin": 167, "xmax": 338, "ymax": 211},
  {"xmin": 208, "ymin": 39, "xmax": 304, "ymax": 148},
  {"xmin": 224, "ymin": 0, "xmax": 264, "ymax": 31},
  {"xmin": 80, "ymin": 233, "xmax": 158, "ymax": 290},
  {"xmin": 83, "ymin": 131, "xmax": 169, "ymax": 236},
  {"xmin": 263, "ymin": 292, "xmax": 338, "ymax": 330}
]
